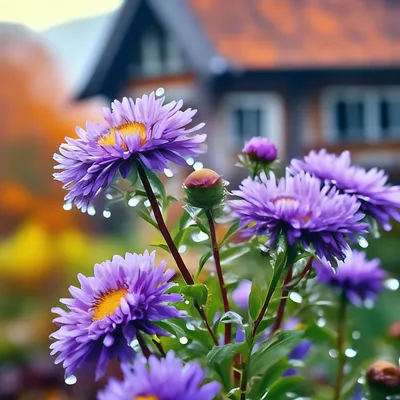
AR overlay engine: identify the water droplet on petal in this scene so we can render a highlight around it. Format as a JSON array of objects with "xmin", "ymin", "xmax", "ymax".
[
  {"xmin": 63, "ymin": 203, "xmax": 72, "ymax": 211},
  {"xmin": 103, "ymin": 210, "xmax": 111, "ymax": 218},
  {"xmin": 345, "ymin": 348, "xmax": 357, "ymax": 358},
  {"xmin": 186, "ymin": 157, "xmax": 194, "ymax": 166},
  {"xmin": 384, "ymin": 278, "xmax": 399, "ymax": 291},
  {"xmin": 87, "ymin": 206, "xmax": 96, "ymax": 216},
  {"xmin": 65, "ymin": 375, "xmax": 77, "ymax": 385},
  {"xmin": 156, "ymin": 87, "xmax": 165, "ymax": 97},
  {"xmin": 179, "ymin": 337, "xmax": 188, "ymax": 345}
]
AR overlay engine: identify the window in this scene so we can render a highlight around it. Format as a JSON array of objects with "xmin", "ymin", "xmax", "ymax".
[
  {"xmin": 127, "ymin": 29, "xmax": 184, "ymax": 78},
  {"xmin": 224, "ymin": 93, "xmax": 284, "ymax": 151},
  {"xmin": 322, "ymin": 87, "xmax": 400, "ymax": 142}
]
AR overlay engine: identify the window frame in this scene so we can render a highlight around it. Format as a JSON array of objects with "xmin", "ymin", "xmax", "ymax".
[
  {"xmin": 223, "ymin": 92, "xmax": 284, "ymax": 152},
  {"xmin": 321, "ymin": 86, "xmax": 400, "ymax": 143}
]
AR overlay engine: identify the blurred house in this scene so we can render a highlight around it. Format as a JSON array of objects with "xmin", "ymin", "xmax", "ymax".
[{"xmin": 71, "ymin": 0, "xmax": 400, "ymax": 181}]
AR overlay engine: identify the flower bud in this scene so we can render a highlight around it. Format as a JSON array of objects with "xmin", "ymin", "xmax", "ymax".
[
  {"xmin": 183, "ymin": 169, "xmax": 226, "ymax": 209},
  {"xmin": 243, "ymin": 137, "xmax": 277, "ymax": 163},
  {"xmin": 367, "ymin": 361, "xmax": 400, "ymax": 396}
]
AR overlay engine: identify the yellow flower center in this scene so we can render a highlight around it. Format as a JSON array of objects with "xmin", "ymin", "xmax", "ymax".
[
  {"xmin": 92, "ymin": 288, "xmax": 128, "ymax": 321},
  {"xmin": 134, "ymin": 396, "xmax": 159, "ymax": 400},
  {"xmin": 98, "ymin": 122, "xmax": 147, "ymax": 148}
]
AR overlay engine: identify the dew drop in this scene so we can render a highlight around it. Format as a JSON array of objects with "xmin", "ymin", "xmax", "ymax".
[
  {"xmin": 179, "ymin": 337, "xmax": 188, "ymax": 345},
  {"xmin": 358, "ymin": 237, "xmax": 369, "ymax": 248},
  {"xmin": 329, "ymin": 349, "xmax": 338, "ymax": 358},
  {"xmin": 352, "ymin": 330, "xmax": 361, "ymax": 340},
  {"xmin": 128, "ymin": 197, "xmax": 140, "ymax": 207},
  {"xmin": 130, "ymin": 339, "xmax": 139, "ymax": 348},
  {"xmin": 65, "ymin": 375, "xmax": 77, "ymax": 385},
  {"xmin": 156, "ymin": 87, "xmax": 165, "ymax": 97},
  {"xmin": 357, "ymin": 376, "xmax": 366, "ymax": 384},
  {"xmin": 345, "ymin": 348, "xmax": 357, "ymax": 358},
  {"xmin": 184, "ymin": 300, "xmax": 190, "ymax": 305},
  {"xmin": 186, "ymin": 157, "xmax": 194, "ymax": 166},
  {"xmin": 164, "ymin": 168, "xmax": 174, "ymax": 178},
  {"xmin": 317, "ymin": 309, "xmax": 324, "ymax": 317},
  {"xmin": 317, "ymin": 318, "xmax": 326, "ymax": 327},
  {"xmin": 63, "ymin": 203, "xmax": 72, "ymax": 211},
  {"xmin": 105, "ymin": 193, "xmax": 113, "ymax": 200},
  {"xmin": 384, "ymin": 278, "xmax": 399, "ymax": 291},
  {"xmin": 178, "ymin": 245, "xmax": 187, "ymax": 254},
  {"xmin": 103, "ymin": 210, "xmax": 111, "ymax": 218},
  {"xmin": 87, "ymin": 206, "xmax": 96, "ymax": 216},
  {"xmin": 289, "ymin": 292, "xmax": 303, "ymax": 304},
  {"xmin": 196, "ymin": 231, "xmax": 209, "ymax": 242},
  {"xmin": 186, "ymin": 323, "xmax": 195, "ymax": 331},
  {"xmin": 193, "ymin": 161, "xmax": 203, "ymax": 171},
  {"xmin": 144, "ymin": 200, "xmax": 151, "ymax": 207}
]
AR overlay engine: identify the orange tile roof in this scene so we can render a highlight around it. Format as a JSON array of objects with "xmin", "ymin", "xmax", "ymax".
[{"xmin": 188, "ymin": 0, "xmax": 400, "ymax": 69}]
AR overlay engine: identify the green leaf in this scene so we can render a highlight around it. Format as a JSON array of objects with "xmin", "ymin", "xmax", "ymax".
[
  {"xmin": 196, "ymin": 250, "xmax": 212, "ymax": 279},
  {"xmin": 305, "ymin": 322, "xmax": 336, "ymax": 346},
  {"xmin": 173, "ymin": 225, "xmax": 196, "ymax": 249},
  {"xmin": 220, "ymin": 245, "xmax": 251, "ymax": 265},
  {"xmin": 219, "ymin": 219, "xmax": 241, "ymax": 247},
  {"xmin": 220, "ymin": 311, "xmax": 243, "ymax": 327},
  {"xmin": 249, "ymin": 359, "xmax": 290, "ymax": 400},
  {"xmin": 205, "ymin": 276, "xmax": 223, "ymax": 322},
  {"xmin": 207, "ymin": 342, "xmax": 247, "ymax": 367},
  {"xmin": 156, "ymin": 320, "xmax": 188, "ymax": 338},
  {"xmin": 249, "ymin": 280, "xmax": 264, "ymax": 321},
  {"xmin": 179, "ymin": 284, "xmax": 208, "ymax": 305},
  {"xmin": 149, "ymin": 243, "xmax": 171, "ymax": 254},
  {"xmin": 264, "ymin": 376, "xmax": 304, "ymax": 399},
  {"xmin": 137, "ymin": 208, "xmax": 159, "ymax": 230},
  {"xmin": 249, "ymin": 330, "xmax": 304, "ymax": 377}
]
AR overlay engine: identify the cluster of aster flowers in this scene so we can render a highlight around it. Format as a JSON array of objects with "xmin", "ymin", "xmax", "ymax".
[{"xmin": 50, "ymin": 92, "xmax": 400, "ymax": 399}]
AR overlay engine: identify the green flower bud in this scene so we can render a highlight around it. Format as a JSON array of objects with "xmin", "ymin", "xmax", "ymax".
[
  {"xmin": 367, "ymin": 361, "xmax": 400, "ymax": 397},
  {"xmin": 183, "ymin": 169, "xmax": 226, "ymax": 210}
]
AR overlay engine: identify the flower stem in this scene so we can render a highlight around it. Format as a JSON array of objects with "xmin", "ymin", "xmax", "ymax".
[
  {"xmin": 152, "ymin": 336, "xmax": 166, "ymax": 358},
  {"xmin": 333, "ymin": 292, "xmax": 347, "ymax": 400},
  {"xmin": 271, "ymin": 267, "xmax": 293, "ymax": 334},
  {"xmin": 137, "ymin": 162, "xmax": 218, "ymax": 346},
  {"xmin": 206, "ymin": 210, "xmax": 231, "ymax": 345},
  {"xmin": 240, "ymin": 360, "xmax": 249, "ymax": 400},
  {"xmin": 137, "ymin": 162, "xmax": 194, "ymax": 285},
  {"xmin": 136, "ymin": 331, "xmax": 152, "ymax": 359}
]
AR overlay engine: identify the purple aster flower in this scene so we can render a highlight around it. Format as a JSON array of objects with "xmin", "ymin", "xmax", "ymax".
[
  {"xmin": 314, "ymin": 250, "xmax": 386, "ymax": 307},
  {"xmin": 50, "ymin": 251, "xmax": 182, "ymax": 380},
  {"xmin": 97, "ymin": 351, "xmax": 221, "ymax": 400},
  {"xmin": 290, "ymin": 149, "xmax": 400, "ymax": 231},
  {"xmin": 232, "ymin": 279, "xmax": 252, "ymax": 310},
  {"xmin": 54, "ymin": 92, "xmax": 206, "ymax": 210},
  {"xmin": 230, "ymin": 171, "xmax": 368, "ymax": 261},
  {"xmin": 243, "ymin": 137, "xmax": 278, "ymax": 162}
]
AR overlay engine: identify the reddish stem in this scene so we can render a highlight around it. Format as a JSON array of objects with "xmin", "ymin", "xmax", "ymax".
[
  {"xmin": 137, "ymin": 162, "xmax": 218, "ymax": 346},
  {"xmin": 271, "ymin": 267, "xmax": 293, "ymax": 334},
  {"xmin": 136, "ymin": 331, "xmax": 152, "ymax": 359},
  {"xmin": 206, "ymin": 210, "xmax": 231, "ymax": 345}
]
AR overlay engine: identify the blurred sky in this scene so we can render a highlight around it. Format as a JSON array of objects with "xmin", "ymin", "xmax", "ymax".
[{"xmin": 0, "ymin": 0, "xmax": 122, "ymax": 30}]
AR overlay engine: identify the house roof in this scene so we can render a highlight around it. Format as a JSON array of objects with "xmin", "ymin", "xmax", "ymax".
[
  {"xmin": 78, "ymin": 0, "xmax": 400, "ymax": 98},
  {"xmin": 188, "ymin": 0, "xmax": 400, "ymax": 69}
]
